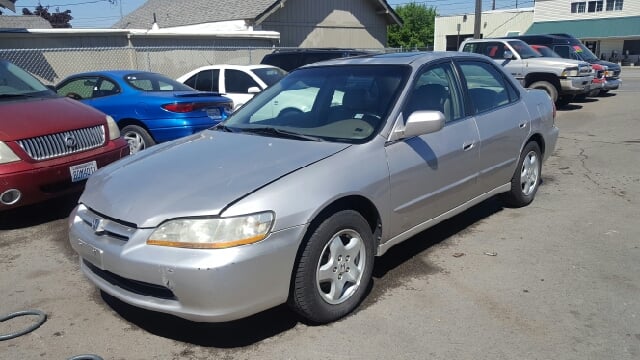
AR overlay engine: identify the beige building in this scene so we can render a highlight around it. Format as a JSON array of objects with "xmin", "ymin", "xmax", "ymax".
[
  {"xmin": 114, "ymin": 0, "xmax": 402, "ymax": 49},
  {"xmin": 434, "ymin": 0, "xmax": 640, "ymax": 62},
  {"xmin": 434, "ymin": 8, "xmax": 534, "ymax": 51}
]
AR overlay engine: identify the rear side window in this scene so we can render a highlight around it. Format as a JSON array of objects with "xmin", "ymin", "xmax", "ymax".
[
  {"xmin": 261, "ymin": 53, "xmax": 300, "ymax": 72},
  {"xmin": 184, "ymin": 69, "xmax": 219, "ymax": 92},
  {"xmin": 457, "ymin": 61, "xmax": 514, "ymax": 114}
]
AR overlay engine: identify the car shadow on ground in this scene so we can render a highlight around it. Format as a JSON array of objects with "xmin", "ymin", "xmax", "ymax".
[
  {"xmin": 0, "ymin": 194, "xmax": 79, "ymax": 230},
  {"xmin": 557, "ymin": 103, "xmax": 583, "ymax": 111},
  {"xmin": 100, "ymin": 197, "xmax": 505, "ymax": 348}
]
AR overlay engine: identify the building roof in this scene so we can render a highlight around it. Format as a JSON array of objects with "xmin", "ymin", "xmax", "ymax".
[
  {"xmin": 526, "ymin": 16, "xmax": 640, "ymax": 39},
  {"xmin": 113, "ymin": 0, "xmax": 401, "ymax": 29},
  {"xmin": 0, "ymin": 15, "xmax": 52, "ymax": 29}
]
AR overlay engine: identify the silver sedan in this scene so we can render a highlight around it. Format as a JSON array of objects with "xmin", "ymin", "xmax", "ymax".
[{"xmin": 68, "ymin": 51, "xmax": 558, "ymax": 324}]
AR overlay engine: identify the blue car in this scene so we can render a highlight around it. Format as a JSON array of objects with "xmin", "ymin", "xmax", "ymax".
[{"xmin": 56, "ymin": 70, "xmax": 234, "ymax": 153}]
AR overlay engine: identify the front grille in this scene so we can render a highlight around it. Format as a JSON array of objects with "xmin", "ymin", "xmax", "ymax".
[
  {"xmin": 78, "ymin": 205, "xmax": 136, "ymax": 241},
  {"xmin": 84, "ymin": 260, "xmax": 177, "ymax": 300},
  {"xmin": 17, "ymin": 125, "xmax": 105, "ymax": 161}
]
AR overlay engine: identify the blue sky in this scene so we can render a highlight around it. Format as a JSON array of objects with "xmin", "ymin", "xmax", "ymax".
[{"xmin": 6, "ymin": 0, "xmax": 535, "ymax": 28}]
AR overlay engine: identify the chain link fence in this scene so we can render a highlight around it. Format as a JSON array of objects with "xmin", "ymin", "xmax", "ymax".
[
  {"xmin": 0, "ymin": 45, "xmax": 407, "ymax": 85},
  {"xmin": 0, "ymin": 46, "xmax": 276, "ymax": 85}
]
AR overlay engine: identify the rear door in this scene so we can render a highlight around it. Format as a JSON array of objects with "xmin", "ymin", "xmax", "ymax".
[{"xmin": 456, "ymin": 59, "xmax": 530, "ymax": 191}]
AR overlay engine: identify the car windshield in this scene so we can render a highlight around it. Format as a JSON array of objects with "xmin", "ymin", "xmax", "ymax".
[
  {"xmin": 533, "ymin": 46, "xmax": 561, "ymax": 58},
  {"xmin": 124, "ymin": 72, "xmax": 195, "ymax": 92},
  {"xmin": 507, "ymin": 41, "xmax": 541, "ymax": 59},
  {"xmin": 221, "ymin": 65, "xmax": 409, "ymax": 143},
  {"xmin": 0, "ymin": 60, "xmax": 54, "ymax": 100},
  {"xmin": 572, "ymin": 43, "xmax": 599, "ymax": 61},
  {"xmin": 252, "ymin": 67, "xmax": 288, "ymax": 86}
]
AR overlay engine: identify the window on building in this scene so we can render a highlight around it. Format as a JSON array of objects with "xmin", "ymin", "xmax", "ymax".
[
  {"xmin": 588, "ymin": 1, "xmax": 603, "ymax": 12},
  {"xmin": 571, "ymin": 2, "xmax": 586, "ymax": 13},
  {"xmin": 606, "ymin": 0, "xmax": 623, "ymax": 11}
]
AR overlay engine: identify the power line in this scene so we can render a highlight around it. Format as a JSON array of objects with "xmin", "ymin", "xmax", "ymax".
[{"xmin": 19, "ymin": 0, "xmax": 116, "ymax": 9}]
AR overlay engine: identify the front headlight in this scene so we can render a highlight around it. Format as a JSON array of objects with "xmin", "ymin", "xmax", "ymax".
[
  {"xmin": 106, "ymin": 115, "xmax": 120, "ymax": 140},
  {"xmin": 561, "ymin": 67, "xmax": 579, "ymax": 77},
  {"xmin": 0, "ymin": 141, "xmax": 20, "ymax": 164},
  {"xmin": 147, "ymin": 212, "xmax": 274, "ymax": 249}
]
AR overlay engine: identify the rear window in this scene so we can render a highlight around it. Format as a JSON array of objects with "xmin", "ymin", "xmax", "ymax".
[{"xmin": 125, "ymin": 72, "xmax": 193, "ymax": 92}]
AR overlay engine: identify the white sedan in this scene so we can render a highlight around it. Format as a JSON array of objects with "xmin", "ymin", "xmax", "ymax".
[{"xmin": 177, "ymin": 64, "xmax": 287, "ymax": 110}]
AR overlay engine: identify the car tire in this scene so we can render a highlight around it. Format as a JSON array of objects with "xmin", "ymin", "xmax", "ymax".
[
  {"xmin": 121, "ymin": 125, "xmax": 155, "ymax": 154},
  {"xmin": 599, "ymin": 89, "xmax": 610, "ymax": 96},
  {"xmin": 529, "ymin": 81, "xmax": 558, "ymax": 104},
  {"xmin": 289, "ymin": 210, "xmax": 374, "ymax": 324},
  {"xmin": 500, "ymin": 141, "xmax": 542, "ymax": 208}
]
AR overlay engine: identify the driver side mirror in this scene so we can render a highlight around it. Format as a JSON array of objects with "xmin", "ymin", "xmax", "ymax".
[
  {"xmin": 248, "ymin": 86, "xmax": 261, "ymax": 94},
  {"xmin": 503, "ymin": 50, "xmax": 515, "ymax": 60},
  {"xmin": 389, "ymin": 110, "xmax": 445, "ymax": 142}
]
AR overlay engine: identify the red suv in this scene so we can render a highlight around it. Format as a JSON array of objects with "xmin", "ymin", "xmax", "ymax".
[{"xmin": 0, "ymin": 60, "xmax": 129, "ymax": 210}]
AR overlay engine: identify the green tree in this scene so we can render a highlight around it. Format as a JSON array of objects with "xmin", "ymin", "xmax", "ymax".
[
  {"xmin": 388, "ymin": 3, "xmax": 438, "ymax": 49},
  {"xmin": 22, "ymin": 5, "xmax": 73, "ymax": 28}
]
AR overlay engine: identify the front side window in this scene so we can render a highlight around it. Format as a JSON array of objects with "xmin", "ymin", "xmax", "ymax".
[
  {"xmin": 457, "ymin": 61, "xmax": 514, "ymax": 114},
  {"xmin": 405, "ymin": 62, "xmax": 463, "ymax": 123},
  {"xmin": 223, "ymin": 65, "xmax": 409, "ymax": 143},
  {"xmin": 57, "ymin": 76, "xmax": 100, "ymax": 99},
  {"xmin": 553, "ymin": 45, "xmax": 572, "ymax": 58},
  {"xmin": 507, "ymin": 41, "xmax": 540, "ymax": 59},
  {"xmin": 225, "ymin": 69, "xmax": 260, "ymax": 93}
]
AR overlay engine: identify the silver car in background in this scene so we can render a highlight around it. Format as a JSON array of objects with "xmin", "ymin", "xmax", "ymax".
[{"xmin": 69, "ymin": 52, "xmax": 558, "ymax": 324}]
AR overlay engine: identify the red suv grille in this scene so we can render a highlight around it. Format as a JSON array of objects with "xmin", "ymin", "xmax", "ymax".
[{"xmin": 17, "ymin": 125, "xmax": 105, "ymax": 161}]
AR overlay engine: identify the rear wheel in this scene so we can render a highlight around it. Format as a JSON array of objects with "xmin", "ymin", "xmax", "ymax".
[
  {"xmin": 500, "ymin": 141, "xmax": 542, "ymax": 208},
  {"xmin": 289, "ymin": 210, "xmax": 374, "ymax": 324},
  {"xmin": 121, "ymin": 125, "xmax": 155, "ymax": 154},
  {"xmin": 529, "ymin": 81, "xmax": 558, "ymax": 104}
]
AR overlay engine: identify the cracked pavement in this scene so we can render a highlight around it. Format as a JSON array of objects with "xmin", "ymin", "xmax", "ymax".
[{"xmin": 1, "ymin": 68, "xmax": 639, "ymax": 360}]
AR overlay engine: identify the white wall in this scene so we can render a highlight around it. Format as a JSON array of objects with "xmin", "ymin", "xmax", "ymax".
[
  {"xmin": 534, "ymin": 0, "xmax": 640, "ymax": 22},
  {"xmin": 434, "ymin": 9, "xmax": 534, "ymax": 51}
]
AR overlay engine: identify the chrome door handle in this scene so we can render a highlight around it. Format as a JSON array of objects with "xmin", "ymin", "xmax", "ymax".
[{"xmin": 463, "ymin": 142, "xmax": 475, "ymax": 151}]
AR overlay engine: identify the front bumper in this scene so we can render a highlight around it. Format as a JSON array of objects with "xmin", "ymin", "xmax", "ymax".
[
  {"xmin": 604, "ymin": 78, "xmax": 621, "ymax": 91},
  {"xmin": 0, "ymin": 139, "xmax": 129, "ymax": 210},
  {"xmin": 68, "ymin": 204, "xmax": 306, "ymax": 322},
  {"xmin": 559, "ymin": 76, "xmax": 593, "ymax": 95}
]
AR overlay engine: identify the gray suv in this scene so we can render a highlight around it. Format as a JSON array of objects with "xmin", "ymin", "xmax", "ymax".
[{"xmin": 460, "ymin": 38, "xmax": 593, "ymax": 105}]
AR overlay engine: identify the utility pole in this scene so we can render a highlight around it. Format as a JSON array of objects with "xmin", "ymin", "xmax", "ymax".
[{"xmin": 474, "ymin": 0, "xmax": 482, "ymax": 39}]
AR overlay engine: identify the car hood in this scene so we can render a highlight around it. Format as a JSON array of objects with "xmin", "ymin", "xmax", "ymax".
[
  {"xmin": 0, "ymin": 96, "xmax": 105, "ymax": 141},
  {"xmin": 80, "ymin": 130, "xmax": 350, "ymax": 228},
  {"xmin": 527, "ymin": 57, "xmax": 590, "ymax": 69}
]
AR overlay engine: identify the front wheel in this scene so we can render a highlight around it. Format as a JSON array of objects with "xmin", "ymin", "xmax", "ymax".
[
  {"xmin": 500, "ymin": 141, "xmax": 542, "ymax": 208},
  {"xmin": 289, "ymin": 210, "xmax": 374, "ymax": 324},
  {"xmin": 529, "ymin": 81, "xmax": 558, "ymax": 104},
  {"xmin": 121, "ymin": 125, "xmax": 155, "ymax": 154}
]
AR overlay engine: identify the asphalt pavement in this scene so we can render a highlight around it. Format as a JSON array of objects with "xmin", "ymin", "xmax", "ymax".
[{"xmin": 1, "ymin": 69, "xmax": 639, "ymax": 359}]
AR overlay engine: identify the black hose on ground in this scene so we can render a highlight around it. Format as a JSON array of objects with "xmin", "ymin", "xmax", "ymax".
[{"xmin": 0, "ymin": 309, "xmax": 47, "ymax": 341}]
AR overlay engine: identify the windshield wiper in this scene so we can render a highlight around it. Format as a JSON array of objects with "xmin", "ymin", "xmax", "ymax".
[
  {"xmin": 0, "ymin": 93, "xmax": 35, "ymax": 98},
  {"xmin": 241, "ymin": 127, "xmax": 323, "ymax": 142},
  {"xmin": 212, "ymin": 123, "xmax": 238, "ymax": 133}
]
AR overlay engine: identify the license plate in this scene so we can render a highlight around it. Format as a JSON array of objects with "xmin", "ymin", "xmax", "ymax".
[
  {"xmin": 76, "ymin": 239, "xmax": 104, "ymax": 269},
  {"xmin": 206, "ymin": 108, "xmax": 221, "ymax": 119},
  {"xmin": 69, "ymin": 161, "xmax": 98, "ymax": 182}
]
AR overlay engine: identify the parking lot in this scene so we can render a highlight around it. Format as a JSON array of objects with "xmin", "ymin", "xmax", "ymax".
[{"xmin": 2, "ymin": 68, "xmax": 639, "ymax": 360}]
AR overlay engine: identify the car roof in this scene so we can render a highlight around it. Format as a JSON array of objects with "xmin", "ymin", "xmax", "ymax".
[
  {"xmin": 299, "ymin": 51, "xmax": 483, "ymax": 68},
  {"xmin": 64, "ymin": 69, "xmax": 155, "ymax": 77},
  {"xmin": 186, "ymin": 64, "xmax": 281, "ymax": 72}
]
